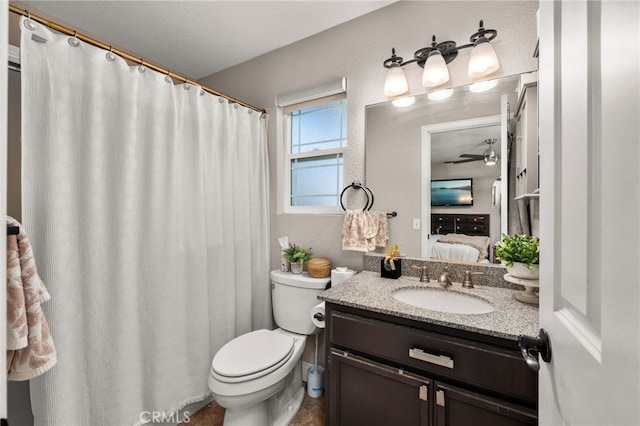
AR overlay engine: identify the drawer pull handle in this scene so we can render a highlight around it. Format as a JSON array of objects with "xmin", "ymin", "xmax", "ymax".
[
  {"xmin": 409, "ymin": 348, "xmax": 454, "ymax": 369},
  {"xmin": 419, "ymin": 385, "xmax": 428, "ymax": 401}
]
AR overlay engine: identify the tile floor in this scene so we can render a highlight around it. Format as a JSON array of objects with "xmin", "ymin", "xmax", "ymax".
[{"xmin": 183, "ymin": 393, "xmax": 325, "ymax": 426}]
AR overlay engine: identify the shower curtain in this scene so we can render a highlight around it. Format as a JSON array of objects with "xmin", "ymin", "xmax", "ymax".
[{"xmin": 19, "ymin": 18, "xmax": 271, "ymax": 425}]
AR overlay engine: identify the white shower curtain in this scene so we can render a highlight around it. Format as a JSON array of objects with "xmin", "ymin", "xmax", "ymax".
[{"xmin": 19, "ymin": 18, "xmax": 271, "ymax": 425}]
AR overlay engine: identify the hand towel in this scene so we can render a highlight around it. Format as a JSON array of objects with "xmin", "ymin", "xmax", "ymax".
[
  {"xmin": 341, "ymin": 209, "xmax": 378, "ymax": 252},
  {"xmin": 370, "ymin": 211, "xmax": 389, "ymax": 248},
  {"xmin": 6, "ymin": 216, "xmax": 57, "ymax": 381}
]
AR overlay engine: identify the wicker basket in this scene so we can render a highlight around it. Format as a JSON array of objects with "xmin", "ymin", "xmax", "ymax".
[{"xmin": 307, "ymin": 258, "xmax": 331, "ymax": 278}]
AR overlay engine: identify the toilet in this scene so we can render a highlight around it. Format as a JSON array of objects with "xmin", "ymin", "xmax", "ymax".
[{"xmin": 208, "ymin": 270, "xmax": 330, "ymax": 426}]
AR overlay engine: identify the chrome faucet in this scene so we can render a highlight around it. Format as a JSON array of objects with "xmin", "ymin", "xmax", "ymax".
[
  {"xmin": 438, "ymin": 267, "xmax": 452, "ymax": 288},
  {"xmin": 411, "ymin": 265, "xmax": 430, "ymax": 282},
  {"xmin": 463, "ymin": 270, "xmax": 484, "ymax": 288}
]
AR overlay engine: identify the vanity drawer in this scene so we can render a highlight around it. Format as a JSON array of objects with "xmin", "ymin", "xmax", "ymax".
[{"xmin": 329, "ymin": 311, "xmax": 537, "ymax": 404}]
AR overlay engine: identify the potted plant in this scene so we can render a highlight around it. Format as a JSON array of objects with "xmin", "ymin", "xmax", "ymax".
[
  {"xmin": 495, "ymin": 234, "xmax": 540, "ymax": 280},
  {"xmin": 282, "ymin": 243, "xmax": 312, "ymax": 274}
]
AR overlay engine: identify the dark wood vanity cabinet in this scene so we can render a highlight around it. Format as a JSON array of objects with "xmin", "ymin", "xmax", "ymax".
[
  {"xmin": 325, "ymin": 304, "xmax": 538, "ymax": 425},
  {"xmin": 329, "ymin": 350, "xmax": 431, "ymax": 425}
]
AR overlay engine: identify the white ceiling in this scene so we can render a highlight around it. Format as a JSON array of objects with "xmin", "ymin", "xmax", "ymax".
[
  {"xmin": 431, "ymin": 125, "xmax": 501, "ymax": 164},
  {"xmin": 13, "ymin": 0, "xmax": 394, "ymax": 79}
]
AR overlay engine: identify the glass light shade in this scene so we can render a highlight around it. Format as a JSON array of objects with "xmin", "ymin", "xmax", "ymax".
[
  {"xmin": 483, "ymin": 147, "xmax": 499, "ymax": 166},
  {"xmin": 422, "ymin": 50, "xmax": 450, "ymax": 88},
  {"xmin": 392, "ymin": 96, "xmax": 415, "ymax": 108},
  {"xmin": 384, "ymin": 65, "xmax": 409, "ymax": 97},
  {"xmin": 468, "ymin": 38, "xmax": 500, "ymax": 79}
]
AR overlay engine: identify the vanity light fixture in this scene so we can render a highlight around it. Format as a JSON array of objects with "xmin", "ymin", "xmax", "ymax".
[
  {"xmin": 383, "ymin": 20, "xmax": 499, "ymax": 96},
  {"xmin": 383, "ymin": 49, "xmax": 410, "ymax": 97},
  {"xmin": 422, "ymin": 37, "xmax": 450, "ymax": 88},
  {"xmin": 483, "ymin": 138, "xmax": 499, "ymax": 166}
]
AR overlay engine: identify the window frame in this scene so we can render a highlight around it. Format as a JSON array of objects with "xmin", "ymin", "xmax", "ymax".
[{"xmin": 278, "ymin": 96, "xmax": 347, "ymax": 214}]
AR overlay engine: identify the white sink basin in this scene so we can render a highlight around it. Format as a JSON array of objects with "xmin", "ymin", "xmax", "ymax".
[{"xmin": 393, "ymin": 287, "xmax": 495, "ymax": 314}]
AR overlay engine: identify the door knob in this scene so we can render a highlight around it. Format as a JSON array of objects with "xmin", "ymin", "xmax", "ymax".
[{"xmin": 518, "ymin": 328, "xmax": 552, "ymax": 372}]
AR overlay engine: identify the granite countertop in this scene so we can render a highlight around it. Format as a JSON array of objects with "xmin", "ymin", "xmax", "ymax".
[{"xmin": 318, "ymin": 271, "xmax": 539, "ymax": 341}]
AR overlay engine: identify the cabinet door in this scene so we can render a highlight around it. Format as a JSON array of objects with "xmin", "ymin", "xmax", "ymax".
[
  {"xmin": 329, "ymin": 350, "xmax": 430, "ymax": 426},
  {"xmin": 434, "ymin": 382, "xmax": 537, "ymax": 426}
]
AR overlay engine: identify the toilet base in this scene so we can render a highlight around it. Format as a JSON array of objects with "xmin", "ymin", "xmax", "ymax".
[
  {"xmin": 221, "ymin": 360, "xmax": 305, "ymax": 426},
  {"xmin": 221, "ymin": 384, "xmax": 304, "ymax": 426},
  {"xmin": 270, "ymin": 386, "xmax": 304, "ymax": 426}
]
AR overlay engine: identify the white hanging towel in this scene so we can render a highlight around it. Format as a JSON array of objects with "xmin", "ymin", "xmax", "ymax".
[
  {"xmin": 341, "ymin": 210, "xmax": 378, "ymax": 252},
  {"xmin": 369, "ymin": 211, "xmax": 389, "ymax": 248}
]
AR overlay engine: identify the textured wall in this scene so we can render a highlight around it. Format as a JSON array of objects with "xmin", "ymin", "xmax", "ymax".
[{"xmin": 199, "ymin": 1, "xmax": 539, "ymax": 271}]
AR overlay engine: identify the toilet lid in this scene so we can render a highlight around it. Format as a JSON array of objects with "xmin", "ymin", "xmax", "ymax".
[{"xmin": 212, "ymin": 329, "xmax": 295, "ymax": 380}]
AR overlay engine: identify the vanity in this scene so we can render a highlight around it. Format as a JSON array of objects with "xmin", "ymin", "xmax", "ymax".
[{"xmin": 318, "ymin": 271, "xmax": 539, "ymax": 425}]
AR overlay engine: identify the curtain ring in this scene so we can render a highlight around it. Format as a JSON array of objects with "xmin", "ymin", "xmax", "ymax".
[
  {"xmin": 68, "ymin": 31, "xmax": 80, "ymax": 47},
  {"xmin": 138, "ymin": 60, "xmax": 146, "ymax": 73},
  {"xmin": 106, "ymin": 46, "xmax": 116, "ymax": 62},
  {"xmin": 23, "ymin": 11, "xmax": 38, "ymax": 31}
]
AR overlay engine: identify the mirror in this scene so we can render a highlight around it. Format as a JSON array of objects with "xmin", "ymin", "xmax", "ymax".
[{"xmin": 365, "ymin": 71, "xmax": 537, "ymax": 263}]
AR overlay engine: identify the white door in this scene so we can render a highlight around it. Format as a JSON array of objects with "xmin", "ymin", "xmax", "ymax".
[{"xmin": 538, "ymin": 1, "xmax": 640, "ymax": 424}]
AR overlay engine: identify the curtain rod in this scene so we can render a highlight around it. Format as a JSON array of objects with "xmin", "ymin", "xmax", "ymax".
[{"xmin": 9, "ymin": 4, "xmax": 266, "ymax": 115}]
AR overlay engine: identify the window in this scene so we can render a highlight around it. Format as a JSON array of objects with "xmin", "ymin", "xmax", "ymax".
[
  {"xmin": 276, "ymin": 77, "xmax": 347, "ymax": 213},
  {"xmin": 287, "ymin": 98, "xmax": 347, "ymax": 210},
  {"xmin": 276, "ymin": 79, "xmax": 347, "ymax": 213}
]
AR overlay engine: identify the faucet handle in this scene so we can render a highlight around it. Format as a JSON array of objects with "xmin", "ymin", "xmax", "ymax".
[
  {"xmin": 463, "ymin": 270, "xmax": 484, "ymax": 288},
  {"xmin": 411, "ymin": 265, "xmax": 430, "ymax": 282}
]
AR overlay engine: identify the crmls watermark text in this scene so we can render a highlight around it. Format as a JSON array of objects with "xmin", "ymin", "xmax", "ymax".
[{"xmin": 139, "ymin": 410, "xmax": 191, "ymax": 424}]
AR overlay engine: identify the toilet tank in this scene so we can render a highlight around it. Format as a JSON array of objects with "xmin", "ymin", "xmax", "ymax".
[{"xmin": 270, "ymin": 270, "xmax": 330, "ymax": 335}]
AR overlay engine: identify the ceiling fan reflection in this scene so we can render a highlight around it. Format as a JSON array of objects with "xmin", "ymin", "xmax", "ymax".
[{"xmin": 445, "ymin": 138, "xmax": 499, "ymax": 165}]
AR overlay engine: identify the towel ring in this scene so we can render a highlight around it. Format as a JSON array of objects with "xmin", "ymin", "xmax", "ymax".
[{"xmin": 340, "ymin": 181, "xmax": 374, "ymax": 211}]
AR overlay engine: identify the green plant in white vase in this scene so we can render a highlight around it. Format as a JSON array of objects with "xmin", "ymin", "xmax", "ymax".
[
  {"xmin": 282, "ymin": 243, "xmax": 312, "ymax": 274},
  {"xmin": 495, "ymin": 234, "xmax": 540, "ymax": 280}
]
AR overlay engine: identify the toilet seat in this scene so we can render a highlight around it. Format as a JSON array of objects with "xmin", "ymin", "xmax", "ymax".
[{"xmin": 212, "ymin": 329, "xmax": 295, "ymax": 383}]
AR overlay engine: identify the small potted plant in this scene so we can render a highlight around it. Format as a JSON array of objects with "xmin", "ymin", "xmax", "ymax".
[
  {"xmin": 495, "ymin": 234, "xmax": 540, "ymax": 280},
  {"xmin": 282, "ymin": 243, "xmax": 313, "ymax": 274}
]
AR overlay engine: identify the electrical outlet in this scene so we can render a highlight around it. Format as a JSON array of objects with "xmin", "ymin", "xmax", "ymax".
[{"xmin": 413, "ymin": 219, "xmax": 421, "ymax": 230}]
